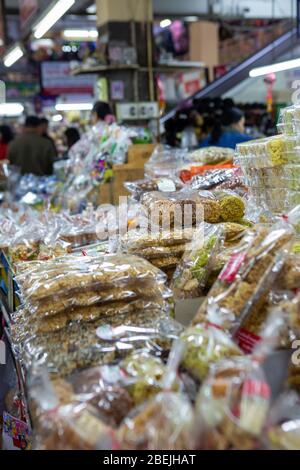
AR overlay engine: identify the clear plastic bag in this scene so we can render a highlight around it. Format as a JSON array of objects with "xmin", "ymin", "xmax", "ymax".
[
  {"xmin": 144, "ymin": 145, "xmax": 188, "ymax": 179},
  {"xmin": 124, "ymin": 177, "xmax": 184, "ymax": 201},
  {"xmin": 172, "ymin": 223, "xmax": 223, "ymax": 300},
  {"xmin": 192, "ymin": 214, "xmax": 296, "ymax": 334},
  {"xmin": 195, "ymin": 311, "xmax": 285, "ymax": 450},
  {"xmin": 189, "ymin": 147, "xmax": 234, "ymax": 165},
  {"xmin": 265, "ymin": 392, "xmax": 300, "ymax": 450},
  {"xmin": 118, "ymin": 391, "xmax": 195, "ymax": 450}
]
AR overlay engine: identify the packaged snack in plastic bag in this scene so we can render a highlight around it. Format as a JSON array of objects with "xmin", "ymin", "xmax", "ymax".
[
  {"xmin": 214, "ymin": 190, "xmax": 246, "ymax": 222},
  {"xmin": 192, "ymin": 209, "xmax": 297, "ymax": 333},
  {"xmin": 124, "ymin": 177, "xmax": 184, "ymax": 201},
  {"xmin": 189, "ymin": 147, "xmax": 234, "ymax": 165},
  {"xmin": 118, "ymin": 391, "xmax": 194, "ymax": 450},
  {"xmin": 171, "ymin": 224, "xmax": 223, "ymax": 300},
  {"xmin": 28, "ymin": 367, "xmax": 115, "ymax": 450},
  {"xmin": 195, "ymin": 311, "xmax": 285, "ymax": 450},
  {"xmin": 144, "ymin": 145, "xmax": 188, "ymax": 179},
  {"xmin": 141, "ymin": 190, "xmax": 205, "ymax": 230},
  {"xmin": 179, "ymin": 323, "xmax": 243, "ymax": 382},
  {"xmin": 265, "ymin": 392, "xmax": 300, "ymax": 450}
]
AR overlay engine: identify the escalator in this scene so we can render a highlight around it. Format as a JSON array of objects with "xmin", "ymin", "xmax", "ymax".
[{"xmin": 161, "ymin": 26, "xmax": 298, "ymax": 123}]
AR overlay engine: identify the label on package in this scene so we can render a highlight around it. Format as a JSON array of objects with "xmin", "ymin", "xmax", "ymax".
[
  {"xmin": 219, "ymin": 252, "xmax": 247, "ymax": 283},
  {"xmin": 236, "ymin": 328, "xmax": 261, "ymax": 354},
  {"xmin": 2, "ymin": 412, "xmax": 30, "ymax": 450}
]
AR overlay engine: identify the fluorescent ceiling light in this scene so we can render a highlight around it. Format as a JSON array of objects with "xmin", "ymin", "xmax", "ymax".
[
  {"xmin": 249, "ymin": 58, "xmax": 300, "ymax": 77},
  {"xmin": 33, "ymin": 0, "xmax": 75, "ymax": 39},
  {"xmin": 160, "ymin": 19, "xmax": 171, "ymax": 28},
  {"xmin": 63, "ymin": 29, "xmax": 98, "ymax": 39},
  {"xmin": 0, "ymin": 103, "xmax": 24, "ymax": 117},
  {"xmin": 52, "ymin": 114, "xmax": 63, "ymax": 122},
  {"xmin": 3, "ymin": 45, "xmax": 24, "ymax": 67},
  {"xmin": 55, "ymin": 103, "xmax": 93, "ymax": 111}
]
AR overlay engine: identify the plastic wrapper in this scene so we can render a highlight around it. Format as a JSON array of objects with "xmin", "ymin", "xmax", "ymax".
[
  {"xmin": 189, "ymin": 147, "xmax": 234, "ymax": 165},
  {"xmin": 16, "ymin": 254, "xmax": 168, "ymax": 302},
  {"xmin": 27, "ymin": 367, "xmax": 115, "ymax": 450},
  {"xmin": 179, "ymin": 324, "xmax": 242, "ymax": 382},
  {"xmin": 250, "ymin": 188, "xmax": 300, "ymax": 214},
  {"xmin": 124, "ymin": 177, "xmax": 183, "ymax": 201},
  {"xmin": 171, "ymin": 224, "xmax": 223, "ymax": 300},
  {"xmin": 237, "ymin": 135, "xmax": 300, "ymax": 169},
  {"xmin": 191, "ymin": 168, "xmax": 238, "ymax": 191},
  {"xmin": 141, "ymin": 190, "xmax": 205, "ymax": 229},
  {"xmin": 21, "ymin": 315, "xmax": 182, "ymax": 378},
  {"xmin": 214, "ymin": 190, "xmax": 246, "ymax": 222},
  {"xmin": 120, "ymin": 228, "xmax": 195, "ymax": 251},
  {"xmin": 277, "ymin": 106, "xmax": 297, "ymax": 136},
  {"xmin": 118, "ymin": 391, "xmax": 194, "ymax": 450},
  {"xmin": 279, "ymin": 293, "xmax": 300, "ymax": 338},
  {"xmin": 192, "ymin": 217, "xmax": 295, "ymax": 334},
  {"xmin": 195, "ymin": 312, "xmax": 285, "ymax": 450},
  {"xmin": 144, "ymin": 145, "xmax": 188, "ymax": 179},
  {"xmin": 265, "ymin": 392, "xmax": 300, "ymax": 450},
  {"xmin": 278, "ymin": 252, "xmax": 300, "ymax": 290}
]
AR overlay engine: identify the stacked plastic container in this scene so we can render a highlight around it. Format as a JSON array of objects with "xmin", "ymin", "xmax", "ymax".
[{"xmin": 236, "ymin": 105, "xmax": 300, "ymax": 214}]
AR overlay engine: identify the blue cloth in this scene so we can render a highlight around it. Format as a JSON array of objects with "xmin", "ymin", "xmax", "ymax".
[{"xmin": 200, "ymin": 130, "xmax": 252, "ymax": 150}]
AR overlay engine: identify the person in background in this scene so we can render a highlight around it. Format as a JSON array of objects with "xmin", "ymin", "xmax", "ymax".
[
  {"xmin": 38, "ymin": 117, "xmax": 58, "ymax": 157},
  {"xmin": 65, "ymin": 127, "xmax": 81, "ymax": 151},
  {"xmin": 0, "ymin": 125, "xmax": 14, "ymax": 160},
  {"xmin": 8, "ymin": 116, "xmax": 56, "ymax": 176},
  {"xmin": 91, "ymin": 101, "xmax": 115, "ymax": 126},
  {"xmin": 200, "ymin": 107, "xmax": 252, "ymax": 149}
]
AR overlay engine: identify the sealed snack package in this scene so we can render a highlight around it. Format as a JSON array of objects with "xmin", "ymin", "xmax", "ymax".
[
  {"xmin": 189, "ymin": 147, "xmax": 234, "ymax": 165},
  {"xmin": 195, "ymin": 312, "xmax": 285, "ymax": 450},
  {"xmin": 118, "ymin": 391, "xmax": 194, "ymax": 450},
  {"xmin": 16, "ymin": 254, "xmax": 168, "ymax": 302},
  {"xmin": 21, "ymin": 315, "xmax": 182, "ymax": 378},
  {"xmin": 265, "ymin": 392, "xmax": 300, "ymax": 450},
  {"xmin": 141, "ymin": 190, "xmax": 204, "ymax": 230},
  {"xmin": 124, "ymin": 177, "xmax": 183, "ymax": 201},
  {"xmin": 171, "ymin": 224, "xmax": 223, "ymax": 300},
  {"xmin": 192, "ymin": 211, "xmax": 297, "ymax": 334},
  {"xmin": 144, "ymin": 145, "xmax": 188, "ymax": 179},
  {"xmin": 28, "ymin": 367, "xmax": 115, "ymax": 450},
  {"xmin": 179, "ymin": 324, "xmax": 243, "ymax": 382},
  {"xmin": 214, "ymin": 190, "xmax": 246, "ymax": 223}
]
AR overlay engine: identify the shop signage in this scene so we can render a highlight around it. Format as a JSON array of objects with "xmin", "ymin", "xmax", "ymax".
[{"xmin": 41, "ymin": 62, "xmax": 97, "ymax": 96}]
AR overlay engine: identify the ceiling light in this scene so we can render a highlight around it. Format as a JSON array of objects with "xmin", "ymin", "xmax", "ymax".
[
  {"xmin": 63, "ymin": 29, "xmax": 98, "ymax": 39},
  {"xmin": 52, "ymin": 114, "xmax": 63, "ymax": 122},
  {"xmin": 3, "ymin": 45, "xmax": 24, "ymax": 67},
  {"xmin": 249, "ymin": 58, "xmax": 300, "ymax": 77},
  {"xmin": 33, "ymin": 0, "xmax": 75, "ymax": 39},
  {"xmin": 0, "ymin": 103, "xmax": 24, "ymax": 116},
  {"xmin": 55, "ymin": 103, "xmax": 93, "ymax": 111},
  {"xmin": 160, "ymin": 19, "xmax": 171, "ymax": 29}
]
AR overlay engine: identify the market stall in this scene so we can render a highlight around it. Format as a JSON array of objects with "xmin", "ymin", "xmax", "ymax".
[{"xmin": 0, "ymin": 105, "xmax": 300, "ymax": 451}]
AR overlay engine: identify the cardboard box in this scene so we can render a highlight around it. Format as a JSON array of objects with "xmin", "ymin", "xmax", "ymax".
[{"xmin": 127, "ymin": 144, "xmax": 155, "ymax": 168}]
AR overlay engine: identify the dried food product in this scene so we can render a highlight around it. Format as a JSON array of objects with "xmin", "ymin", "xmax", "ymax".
[
  {"xmin": 150, "ymin": 256, "xmax": 182, "ymax": 270},
  {"xmin": 198, "ymin": 197, "xmax": 221, "ymax": 223},
  {"xmin": 118, "ymin": 392, "xmax": 194, "ymax": 450},
  {"xmin": 266, "ymin": 393, "xmax": 300, "ymax": 450},
  {"xmin": 121, "ymin": 228, "xmax": 195, "ymax": 251},
  {"xmin": 129, "ymin": 243, "xmax": 186, "ymax": 260},
  {"xmin": 17, "ymin": 254, "xmax": 167, "ymax": 302},
  {"xmin": 172, "ymin": 224, "xmax": 223, "ymax": 300},
  {"xmin": 221, "ymin": 222, "xmax": 249, "ymax": 243},
  {"xmin": 179, "ymin": 324, "xmax": 242, "ymax": 382},
  {"xmin": 191, "ymin": 169, "xmax": 236, "ymax": 191},
  {"xmin": 192, "ymin": 222, "xmax": 294, "ymax": 333},
  {"xmin": 277, "ymin": 253, "xmax": 300, "ymax": 290},
  {"xmin": 215, "ymin": 192, "xmax": 246, "ymax": 223},
  {"xmin": 26, "ymin": 280, "xmax": 171, "ymax": 319},
  {"xmin": 190, "ymin": 147, "xmax": 234, "ymax": 165},
  {"xmin": 124, "ymin": 178, "xmax": 183, "ymax": 201},
  {"xmin": 142, "ymin": 191, "xmax": 205, "ymax": 229}
]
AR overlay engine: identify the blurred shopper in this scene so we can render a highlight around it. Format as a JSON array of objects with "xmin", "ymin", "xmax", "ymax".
[
  {"xmin": 0, "ymin": 125, "xmax": 14, "ymax": 160},
  {"xmin": 200, "ymin": 107, "xmax": 252, "ymax": 149},
  {"xmin": 8, "ymin": 116, "xmax": 56, "ymax": 175},
  {"xmin": 91, "ymin": 101, "xmax": 115, "ymax": 125},
  {"xmin": 38, "ymin": 117, "xmax": 58, "ymax": 156},
  {"xmin": 64, "ymin": 127, "xmax": 80, "ymax": 151}
]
